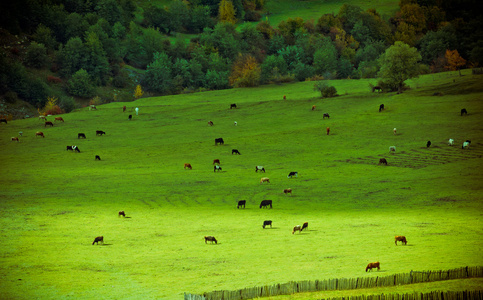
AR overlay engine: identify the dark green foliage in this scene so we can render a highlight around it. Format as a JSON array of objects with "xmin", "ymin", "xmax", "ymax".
[
  {"xmin": 4, "ymin": 91, "xmax": 19, "ymax": 104},
  {"xmin": 58, "ymin": 95, "xmax": 76, "ymax": 112},
  {"xmin": 418, "ymin": 25, "xmax": 457, "ymax": 64},
  {"xmin": 261, "ymin": 55, "xmax": 288, "ymax": 83},
  {"xmin": 32, "ymin": 25, "xmax": 58, "ymax": 52},
  {"xmin": 292, "ymin": 62, "xmax": 315, "ymax": 81},
  {"xmin": 142, "ymin": 52, "xmax": 173, "ymax": 94},
  {"xmin": 58, "ymin": 37, "xmax": 87, "ymax": 77},
  {"xmin": 199, "ymin": 23, "xmax": 240, "ymax": 61},
  {"xmin": 187, "ymin": 5, "xmax": 215, "ymax": 34},
  {"xmin": 67, "ymin": 69, "xmax": 95, "ymax": 98},
  {"xmin": 204, "ymin": 69, "xmax": 230, "ymax": 90},
  {"xmin": 313, "ymin": 38, "xmax": 338, "ymax": 75},
  {"xmin": 313, "ymin": 81, "xmax": 337, "ymax": 98},
  {"xmin": 25, "ymin": 42, "xmax": 50, "ymax": 69}
]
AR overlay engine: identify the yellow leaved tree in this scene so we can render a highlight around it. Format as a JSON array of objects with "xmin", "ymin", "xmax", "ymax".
[
  {"xmin": 229, "ymin": 54, "xmax": 261, "ymax": 88},
  {"xmin": 40, "ymin": 96, "xmax": 62, "ymax": 115},
  {"xmin": 445, "ymin": 49, "xmax": 466, "ymax": 76},
  {"xmin": 219, "ymin": 0, "xmax": 237, "ymax": 24},
  {"xmin": 134, "ymin": 85, "xmax": 144, "ymax": 99}
]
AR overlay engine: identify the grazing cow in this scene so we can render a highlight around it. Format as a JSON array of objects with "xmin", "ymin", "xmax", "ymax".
[
  {"xmin": 326, "ymin": 127, "xmax": 330, "ymax": 135},
  {"xmin": 135, "ymin": 107, "xmax": 139, "ymax": 115},
  {"xmin": 373, "ymin": 86, "xmax": 383, "ymax": 92},
  {"xmin": 96, "ymin": 130, "xmax": 106, "ymax": 136},
  {"xmin": 204, "ymin": 236, "xmax": 217, "ymax": 244},
  {"xmin": 461, "ymin": 108, "xmax": 468, "ymax": 116},
  {"xmin": 232, "ymin": 149, "xmax": 241, "ymax": 155},
  {"xmin": 95, "ymin": 155, "xmax": 101, "ymax": 161},
  {"xmin": 462, "ymin": 141, "xmax": 471, "ymax": 149},
  {"xmin": 255, "ymin": 166, "xmax": 265, "ymax": 173},
  {"xmin": 45, "ymin": 121, "xmax": 53, "ymax": 127},
  {"xmin": 184, "ymin": 163, "xmax": 192, "ymax": 170},
  {"xmin": 89, "ymin": 105, "xmax": 97, "ymax": 110},
  {"xmin": 237, "ymin": 200, "xmax": 246, "ymax": 209},
  {"xmin": 208, "ymin": 121, "xmax": 214, "ymax": 126},
  {"xmin": 78, "ymin": 133, "xmax": 86, "ymax": 139},
  {"xmin": 427, "ymin": 141, "xmax": 431, "ymax": 148},
  {"xmin": 389, "ymin": 146, "xmax": 396, "ymax": 153},
  {"xmin": 230, "ymin": 103, "xmax": 237, "ymax": 109},
  {"xmin": 18, "ymin": 132, "xmax": 23, "ymax": 136},
  {"xmin": 128, "ymin": 114, "xmax": 132, "ymax": 120},
  {"xmin": 118, "ymin": 211, "xmax": 125, "ymax": 217},
  {"xmin": 323, "ymin": 113, "xmax": 330, "ymax": 119},
  {"xmin": 287, "ymin": 172, "xmax": 298, "ymax": 178},
  {"xmin": 379, "ymin": 158, "xmax": 388, "ymax": 165},
  {"xmin": 213, "ymin": 159, "xmax": 220, "ymax": 165},
  {"xmin": 54, "ymin": 117, "xmax": 64, "ymax": 122},
  {"xmin": 301, "ymin": 222, "xmax": 308, "ymax": 231},
  {"xmin": 215, "ymin": 138, "xmax": 224, "ymax": 145},
  {"xmin": 260, "ymin": 177, "xmax": 270, "ymax": 184},
  {"xmin": 283, "ymin": 95, "xmax": 286, "ymax": 100},
  {"xmin": 66, "ymin": 145, "xmax": 80, "ymax": 153},
  {"xmin": 259, "ymin": 200, "xmax": 272, "ymax": 209},
  {"xmin": 366, "ymin": 262, "xmax": 380, "ymax": 272},
  {"xmin": 283, "ymin": 188, "xmax": 292, "ymax": 195},
  {"xmin": 263, "ymin": 220, "xmax": 272, "ymax": 228},
  {"xmin": 123, "ymin": 106, "xmax": 126, "ymax": 112},
  {"xmin": 448, "ymin": 139, "xmax": 454, "ymax": 146},
  {"xmin": 38, "ymin": 115, "xmax": 46, "ymax": 120},
  {"xmin": 292, "ymin": 225, "xmax": 302, "ymax": 234},
  {"xmin": 393, "ymin": 128, "xmax": 397, "ymax": 135},
  {"xmin": 234, "ymin": 121, "xmax": 237, "ymax": 126},
  {"xmin": 11, "ymin": 137, "xmax": 19, "ymax": 142},
  {"xmin": 214, "ymin": 165, "xmax": 222, "ymax": 172},
  {"xmin": 92, "ymin": 236, "xmax": 104, "ymax": 245},
  {"xmin": 35, "ymin": 132, "xmax": 45, "ymax": 138},
  {"xmin": 312, "ymin": 105, "xmax": 316, "ymax": 111},
  {"xmin": 395, "ymin": 235, "xmax": 407, "ymax": 245},
  {"xmin": 379, "ymin": 104, "xmax": 385, "ymax": 112},
  {"xmin": 0, "ymin": 118, "xmax": 7, "ymax": 124}
]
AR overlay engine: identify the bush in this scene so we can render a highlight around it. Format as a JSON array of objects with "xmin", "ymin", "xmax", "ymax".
[
  {"xmin": 313, "ymin": 81, "xmax": 337, "ymax": 98},
  {"xmin": 4, "ymin": 91, "xmax": 18, "ymax": 103},
  {"xmin": 67, "ymin": 69, "xmax": 95, "ymax": 98},
  {"xmin": 58, "ymin": 96, "xmax": 76, "ymax": 113}
]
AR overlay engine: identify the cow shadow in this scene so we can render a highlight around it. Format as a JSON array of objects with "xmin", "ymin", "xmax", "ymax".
[{"xmin": 100, "ymin": 244, "xmax": 113, "ymax": 246}]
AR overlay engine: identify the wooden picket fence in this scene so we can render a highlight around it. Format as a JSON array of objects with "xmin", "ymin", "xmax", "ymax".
[{"xmin": 184, "ymin": 266, "xmax": 483, "ymax": 300}]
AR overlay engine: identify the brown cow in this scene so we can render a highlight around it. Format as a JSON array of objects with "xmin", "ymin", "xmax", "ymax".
[
  {"xmin": 54, "ymin": 117, "xmax": 64, "ymax": 122},
  {"xmin": 92, "ymin": 236, "xmax": 104, "ymax": 245},
  {"xmin": 283, "ymin": 95, "xmax": 286, "ymax": 100},
  {"xmin": 260, "ymin": 177, "xmax": 270, "ymax": 184},
  {"xmin": 312, "ymin": 105, "xmax": 316, "ymax": 111},
  {"xmin": 395, "ymin": 236, "xmax": 407, "ymax": 245},
  {"xmin": 184, "ymin": 163, "xmax": 192, "ymax": 170},
  {"xmin": 11, "ymin": 137, "xmax": 19, "ymax": 142},
  {"xmin": 208, "ymin": 121, "xmax": 214, "ymax": 126},
  {"xmin": 326, "ymin": 127, "xmax": 330, "ymax": 135},
  {"xmin": 35, "ymin": 132, "xmax": 45, "ymax": 138},
  {"xmin": 204, "ymin": 236, "xmax": 217, "ymax": 244},
  {"xmin": 283, "ymin": 188, "xmax": 292, "ymax": 195},
  {"xmin": 123, "ymin": 106, "xmax": 126, "ymax": 112},
  {"xmin": 379, "ymin": 158, "xmax": 388, "ymax": 165},
  {"xmin": 366, "ymin": 262, "xmax": 380, "ymax": 272},
  {"xmin": 118, "ymin": 211, "xmax": 125, "ymax": 217},
  {"xmin": 213, "ymin": 159, "xmax": 220, "ymax": 165},
  {"xmin": 292, "ymin": 225, "xmax": 302, "ymax": 234},
  {"xmin": 89, "ymin": 105, "xmax": 97, "ymax": 110},
  {"xmin": 45, "ymin": 121, "xmax": 53, "ymax": 127}
]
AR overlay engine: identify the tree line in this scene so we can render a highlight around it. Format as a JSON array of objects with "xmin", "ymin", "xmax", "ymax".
[{"xmin": 0, "ymin": 0, "xmax": 481, "ymax": 111}]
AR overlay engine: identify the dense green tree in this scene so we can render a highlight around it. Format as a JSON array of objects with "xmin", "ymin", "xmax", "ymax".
[
  {"xmin": 39, "ymin": 4, "xmax": 69, "ymax": 44},
  {"xmin": 32, "ymin": 24, "xmax": 58, "ymax": 52},
  {"xmin": 58, "ymin": 37, "xmax": 87, "ymax": 77},
  {"xmin": 65, "ymin": 13, "xmax": 89, "ymax": 40},
  {"xmin": 172, "ymin": 58, "xmax": 192, "ymax": 88},
  {"xmin": 354, "ymin": 41, "xmax": 386, "ymax": 67},
  {"xmin": 141, "ymin": 27, "xmax": 170, "ymax": 66},
  {"xmin": 169, "ymin": 0, "xmax": 190, "ymax": 33},
  {"xmin": 199, "ymin": 22, "xmax": 240, "ymax": 61},
  {"xmin": 187, "ymin": 5, "xmax": 214, "ymax": 34},
  {"xmin": 337, "ymin": 4, "xmax": 363, "ymax": 34},
  {"xmin": 292, "ymin": 62, "xmax": 315, "ymax": 81},
  {"xmin": 314, "ymin": 81, "xmax": 337, "ymax": 98},
  {"xmin": 112, "ymin": 22, "xmax": 127, "ymax": 40},
  {"xmin": 313, "ymin": 38, "xmax": 338, "ymax": 76},
  {"xmin": 143, "ymin": 5, "xmax": 174, "ymax": 35},
  {"xmin": 143, "ymin": 52, "xmax": 173, "ymax": 94},
  {"xmin": 267, "ymin": 34, "xmax": 285, "ymax": 55},
  {"xmin": 277, "ymin": 45, "xmax": 306, "ymax": 70},
  {"xmin": 337, "ymin": 57, "xmax": 353, "ymax": 79},
  {"xmin": 260, "ymin": 55, "xmax": 288, "ymax": 83},
  {"xmin": 25, "ymin": 42, "xmax": 50, "ymax": 69},
  {"xmin": 84, "ymin": 32, "xmax": 110, "ymax": 85},
  {"xmin": 95, "ymin": 0, "xmax": 122, "ymax": 26},
  {"xmin": 418, "ymin": 25, "xmax": 457, "ymax": 64},
  {"xmin": 67, "ymin": 69, "xmax": 95, "ymax": 98},
  {"xmin": 204, "ymin": 69, "xmax": 230, "ymax": 89},
  {"xmin": 377, "ymin": 41, "xmax": 422, "ymax": 93},
  {"xmin": 316, "ymin": 13, "xmax": 342, "ymax": 35}
]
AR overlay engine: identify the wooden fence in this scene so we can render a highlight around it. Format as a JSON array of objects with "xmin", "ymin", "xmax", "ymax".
[{"xmin": 184, "ymin": 266, "xmax": 483, "ymax": 300}]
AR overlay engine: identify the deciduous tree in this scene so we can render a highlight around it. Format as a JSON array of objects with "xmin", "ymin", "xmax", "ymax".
[
  {"xmin": 219, "ymin": 0, "xmax": 237, "ymax": 24},
  {"xmin": 229, "ymin": 54, "xmax": 261, "ymax": 87},
  {"xmin": 445, "ymin": 49, "xmax": 466, "ymax": 75}
]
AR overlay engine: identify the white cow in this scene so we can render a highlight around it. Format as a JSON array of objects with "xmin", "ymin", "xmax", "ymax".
[
  {"xmin": 135, "ymin": 107, "xmax": 139, "ymax": 115},
  {"xmin": 462, "ymin": 141, "xmax": 471, "ymax": 149},
  {"xmin": 448, "ymin": 139, "xmax": 454, "ymax": 146},
  {"xmin": 389, "ymin": 146, "xmax": 396, "ymax": 153}
]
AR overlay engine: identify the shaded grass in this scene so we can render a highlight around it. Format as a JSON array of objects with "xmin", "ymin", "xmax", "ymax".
[{"xmin": 0, "ymin": 70, "xmax": 482, "ymax": 299}]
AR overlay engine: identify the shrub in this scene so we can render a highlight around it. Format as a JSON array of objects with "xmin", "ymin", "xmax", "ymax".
[
  {"xmin": 59, "ymin": 96, "xmax": 76, "ymax": 113},
  {"xmin": 67, "ymin": 69, "xmax": 95, "ymax": 98},
  {"xmin": 313, "ymin": 81, "xmax": 337, "ymax": 98},
  {"xmin": 4, "ymin": 91, "xmax": 18, "ymax": 103}
]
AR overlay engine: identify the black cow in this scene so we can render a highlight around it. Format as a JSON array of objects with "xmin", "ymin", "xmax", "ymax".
[
  {"xmin": 230, "ymin": 103, "xmax": 237, "ymax": 109},
  {"xmin": 323, "ymin": 113, "xmax": 330, "ymax": 119},
  {"xmin": 237, "ymin": 200, "xmax": 246, "ymax": 209},
  {"xmin": 92, "ymin": 236, "xmax": 103, "ymax": 245},
  {"xmin": 204, "ymin": 236, "xmax": 217, "ymax": 244},
  {"xmin": 232, "ymin": 149, "xmax": 241, "ymax": 155},
  {"xmin": 461, "ymin": 108, "xmax": 468, "ymax": 116},
  {"xmin": 259, "ymin": 200, "xmax": 272, "ymax": 209},
  {"xmin": 96, "ymin": 130, "xmax": 106, "ymax": 136},
  {"xmin": 0, "ymin": 118, "xmax": 7, "ymax": 124},
  {"xmin": 427, "ymin": 141, "xmax": 431, "ymax": 148},
  {"xmin": 118, "ymin": 211, "xmax": 125, "ymax": 217},
  {"xmin": 66, "ymin": 145, "xmax": 81, "ymax": 153},
  {"xmin": 379, "ymin": 104, "xmax": 385, "ymax": 112},
  {"xmin": 373, "ymin": 86, "xmax": 382, "ymax": 92},
  {"xmin": 301, "ymin": 222, "xmax": 308, "ymax": 231},
  {"xmin": 379, "ymin": 158, "xmax": 387, "ymax": 165},
  {"xmin": 95, "ymin": 155, "xmax": 101, "ymax": 160},
  {"xmin": 45, "ymin": 121, "xmax": 54, "ymax": 127},
  {"xmin": 215, "ymin": 138, "xmax": 224, "ymax": 145},
  {"xmin": 263, "ymin": 220, "xmax": 272, "ymax": 228},
  {"xmin": 78, "ymin": 133, "xmax": 86, "ymax": 139},
  {"xmin": 214, "ymin": 165, "xmax": 222, "ymax": 172},
  {"xmin": 128, "ymin": 114, "xmax": 132, "ymax": 120},
  {"xmin": 287, "ymin": 172, "xmax": 298, "ymax": 178}
]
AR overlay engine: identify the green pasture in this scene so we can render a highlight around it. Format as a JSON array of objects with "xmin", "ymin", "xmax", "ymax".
[{"xmin": 1, "ymin": 71, "xmax": 482, "ymax": 299}]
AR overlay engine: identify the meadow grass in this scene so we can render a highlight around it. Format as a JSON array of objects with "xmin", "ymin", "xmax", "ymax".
[{"xmin": 0, "ymin": 70, "xmax": 482, "ymax": 299}]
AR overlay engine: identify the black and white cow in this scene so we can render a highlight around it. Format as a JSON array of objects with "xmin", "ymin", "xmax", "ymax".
[{"xmin": 287, "ymin": 172, "xmax": 298, "ymax": 178}]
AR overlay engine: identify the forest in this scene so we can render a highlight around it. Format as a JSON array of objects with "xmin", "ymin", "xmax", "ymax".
[{"xmin": 0, "ymin": 0, "xmax": 481, "ymax": 115}]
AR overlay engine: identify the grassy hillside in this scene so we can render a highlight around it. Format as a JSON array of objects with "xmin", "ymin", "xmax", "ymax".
[{"xmin": 0, "ymin": 71, "xmax": 482, "ymax": 299}]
